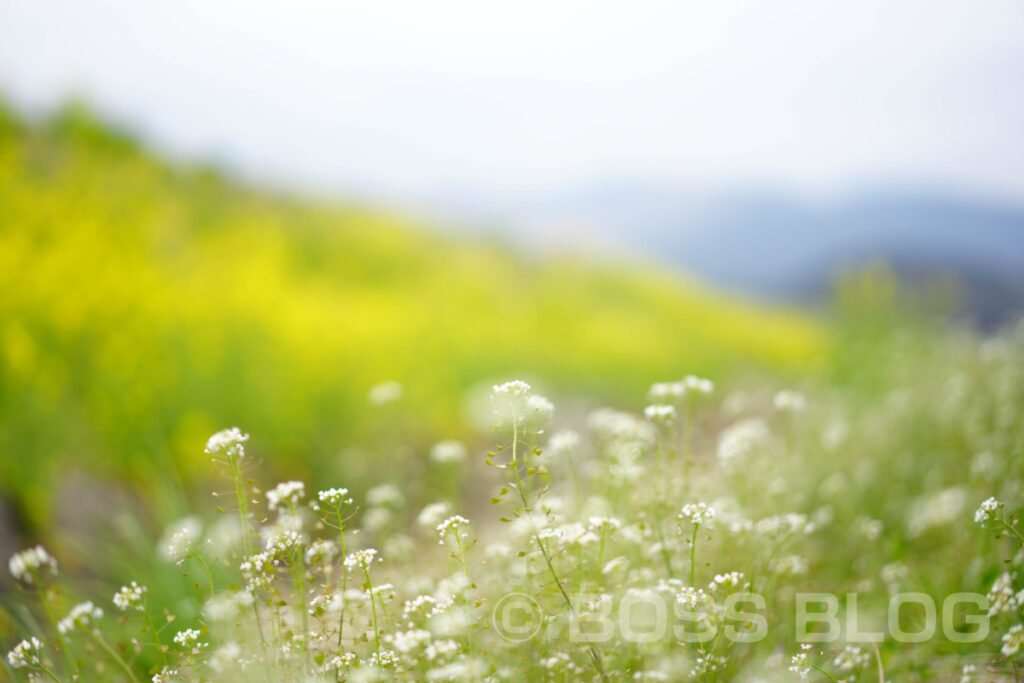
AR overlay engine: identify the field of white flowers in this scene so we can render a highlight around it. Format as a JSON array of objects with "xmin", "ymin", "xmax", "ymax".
[{"xmin": 5, "ymin": 321, "xmax": 1024, "ymax": 682}]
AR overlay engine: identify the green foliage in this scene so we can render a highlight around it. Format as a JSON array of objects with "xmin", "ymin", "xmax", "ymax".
[{"xmin": 0, "ymin": 99, "xmax": 826, "ymax": 529}]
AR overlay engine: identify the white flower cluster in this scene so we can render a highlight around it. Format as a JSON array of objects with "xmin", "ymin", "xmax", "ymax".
[
  {"xmin": 773, "ymin": 389, "xmax": 807, "ymax": 413},
  {"xmin": 417, "ymin": 502, "xmax": 452, "ymax": 528},
  {"xmin": 491, "ymin": 380, "xmax": 554, "ymax": 425},
  {"xmin": 588, "ymin": 516, "xmax": 623, "ymax": 533},
  {"xmin": 344, "ymin": 548, "xmax": 379, "ymax": 571},
  {"xmin": 436, "ymin": 515, "xmax": 471, "ymax": 545},
  {"xmin": 367, "ymin": 483, "xmax": 405, "ymax": 508},
  {"xmin": 305, "ymin": 538, "xmax": 339, "ymax": 565},
  {"xmin": 1003, "ymin": 623, "xmax": 1024, "ymax": 657},
  {"xmin": 716, "ymin": 418, "xmax": 770, "ymax": 467},
  {"xmin": 6, "ymin": 637, "xmax": 43, "ymax": 669},
  {"xmin": 546, "ymin": 430, "xmax": 580, "ymax": 458},
  {"xmin": 643, "ymin": 404, "xmax": 677, "ymax": 425},
  {"xmin": 755, "ymin": 513, "xmax": 815, "ymax": 536},
  {"xmin": 57, "ymin": 601, "xmax": 104, "ymax": 634},
  {"xmin": 368, "ymin": 380, "xmax": 403, "ymax": 405},
  {"xmin": 647, "ymin": 376, "xmax": 714, "ymax": 405},
  {"xmin": 388, "ymin": 628, "xmax": 431, "ymax": 654},
  {"xmin": 974, "ymin": 496, "xmax": 1001, "ymax": 524},
  {"xmin": 368, "ymin": 649, "xmax": 399, "ymax": 668},
  {"xmin": 317, "ymin": 487, "xmax": 353, "ymax": 508},
  {"xmin": 404, "ymin": 594, "xmax": 453, "ymax": 620},
  {"xmin": 676, "ymin": 586, "xmax": 710, "ymax": 609},
  {"xmin": 267, "ymin": 480, "xmax": 305, "ymax": 510},
  {"xmin": 832, "ymin": 645, "xmax": 869, "ymax": 672},
  {"xmin": 173, "ymin": 628, "xmax": 208, "ymax": 651},
  {"xmin": 430, "ymin": 440, "xmax": 467, "ymax": 464},
  {"xmin": 680, "ymin": 502, "xmax": 715, "ymax": 526},
  {"xmin": 209, "ymin": 642, "xmax": 242, "ymax": 673},
  {"xmin": 709, "ymin": 571, "xmax": 748, "ymax": 593},
  {"xmin": 789, "ymin": 643, "xmax": 814, "ymax": 678},
  {"xmin": 986, "ymin": 572, "xmax": 1023, "ymax": 616},
  {"xmin": 160, "ymin": 516, "xmax": 202, "ymax": 565},
  {"xmin": 204, "ymin": 427, "xmax": 249, "ymax": 459},
  {"xmin": 203, "ymin": 590, "xmax": 254, "ymax": 622},
  {"xmin": 152, "ymin": 665, "xmax": 179, "ymax": 682},
  {"xmin": 239, "ymin": 551, "xmax": 276, "ymax": 592},
  {"xmin": 9, "ymin": 545, "xmax": 58, "ymax": 584},
  {"xmin": 113, "ymin": 581, "xmax": 148, "ymax": 611}
]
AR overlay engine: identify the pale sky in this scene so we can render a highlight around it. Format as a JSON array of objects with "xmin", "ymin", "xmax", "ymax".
[{"xmin": 2, "ymin": 0, "xmax": 1024, "ymax": 205}]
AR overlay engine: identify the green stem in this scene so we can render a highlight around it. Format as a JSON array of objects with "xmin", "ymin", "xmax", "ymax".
[
  {"xmin": 336, "ymin": 512, "xmax": 348, "ymax": 650},
  {"xmin": 810, "ymin": 664, "xmax": 840, "ymax": 682},
  {"xmin": 653, "ymin": 517, "xmax": 675, "ymax": 579},
  {"xmin": 999, "ymin": 518, "xmax": 1024, "ymax": 546},
  {"xmin": 33, "ymin": 577, "xmax": 77, "ymax": 675},
  {"xmin": 690, "ymin": 524, "xmax": 700, "ymax": 588},
  {"xmin": 193, "ymin": 553, "xmax": 216, "ymax": 597},
  {"xmin": 91, "ymin": 630, "xmax": 140, "ymax": 683},
  {"xmin": 35, "ymin": 662, "xmax": 63, "ymax": 683},
  {"xmin": 509, "ymin": 422, "xmax": 609, "ymax": 683},
  {"xmin": 292, "ymin": 547, "xmax": 310, "ymax": 670},
  {"xmin": 141, "ymin": 610, "xmax": 168, "ymax": 667},
  {"xmin": 229, "ymin": 454, "xmax": 253, "ymax": 558},
  {"xmin": 364, "ymin": 566, "xmax": 380, "ymax": 652},
  {"xmin": 454, "ymin": 531, "xmax": 470, "ymax": 582}
]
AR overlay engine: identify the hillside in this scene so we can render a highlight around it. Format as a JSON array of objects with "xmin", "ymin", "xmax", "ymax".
[{"xmin": 0, "ymin": 100, "xmax": 826, "ymax": 529}]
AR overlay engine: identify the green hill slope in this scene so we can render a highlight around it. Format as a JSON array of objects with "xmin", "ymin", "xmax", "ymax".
[{"xmin": 0, "ymin": 100, "xmax": 827, "ymax": 528}]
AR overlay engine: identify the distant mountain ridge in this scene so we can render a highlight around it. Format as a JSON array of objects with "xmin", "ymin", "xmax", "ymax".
[{"xmin": 494, "ymin": 185, "xmax": 1024, "ymax": 326}]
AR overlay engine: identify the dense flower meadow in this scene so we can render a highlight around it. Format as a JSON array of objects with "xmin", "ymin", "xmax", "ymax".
[{"xmin": 5, "ymin": 322, "xmax": 1024, "ymax": 682}]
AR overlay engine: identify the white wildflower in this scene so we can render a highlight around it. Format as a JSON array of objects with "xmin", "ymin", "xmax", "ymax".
[
  {"xmin": 7, "ymin": 637, "xmax": 43, "ymax": 668},
  {"xmin": 709, "ymin": 571, "xmax": 748, "ymax": 592},
  {"xmin": 644, "ymin": 404, "xmax": 677, "ymax": 426},
  {"xmin": 975, "ymin": 496, "xmax": 1001, "ymax": 524},
  {"xmin": 266, "ymin": 481, "xmax": 305, "ymax": 511},
  {"xmin": 789, "ymin": 644, "xmax": 813, "ymax": 678},
  {"xmin": 160, "ymin": 516, "xmax": 202, "ymax": 565},
  {"xmin": 204, "ymin": 427, "xmax": 249, "ymax": 459},
  {"xmin": 683, "ymin": 375, "xmax": 714, "ymax": 395},
  {"xmin": 648, "ymin": 381, "xmax": 685, "ymax": 404},
  {"xmin": 344, "ymin": 548, "xmax": 379, "ymax": 571},
  {"xmin": 305, "ymin": 538, "xmax": 339, "ymax": 565},
  {"xmin": 833, "ymin": 645, "xmax": 869, "ymax": 671},
  {"xmin": 1002, "ymin": 624, "xmax": 1024, "ymax": 657},
  {"xmin": 58, "ymin": 601, "xmax": 104, "ymax": 634},
  {"xmin": 317, "ymin": 487, "xmax": 353, "ymax": 508},
  {"xmin": 856, "ymin": 517, "xmax": 884, "ymax": 541},
  {"xmin": 368, "ymin": 380, "xmax": 403, "ymax": 405},
  {"xmin": 417, "ymin": 502, "xmax": 452, "ymax": 529},
  {"xmin": 209, "ymin": 642, "xmax": 241, "ymax": 673},
  {"xmin": 430, "ymin": 440, "xmax": 467, "ymax": 464},
  {"xmin": 717, "ymin": 418, "xmax": 770, "ymax": 466},
  {"xmin": 9, "ymin": 546, "xmax": 58, "ymax": 583},
  {"xmin": 676, "ymin": 586, "xmax": 710, "ymax": 609},
  {"xmin": 987, "ymin": 572, "xmax": 1020, "ymax": 616},
  {"xmin": 546, "ymin": 430, "xmax": 580, "ymax": 458},
  {"xmin": 113, "ymin": 581, "xmax": 148, "ymax": 611},
  {"xmin": 773, "ymin": 389, "xmax": 807, "ymax": 413},
  {"xmin": 680, "ymin": 502, "xmax": 715, "ymax": 526},
  {"xmin": 367, "ymin": 483, "xmax": 405, "ymax": 508},
  {"xmin": 152, "ymin": 665, "xmax": 179, "ymax": 682},
  {"xmin": 437, "ymin": 515, "xmax": 471, "ymax": 545},
  {"xmin": 368, "ymin": 649, "xmax": 399, "ymax": 668},
  {"xmin": 173, "ymin": 628, "xmax": 207, "ymax": 651}
]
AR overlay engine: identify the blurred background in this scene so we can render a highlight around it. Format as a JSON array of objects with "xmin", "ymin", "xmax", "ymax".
[{"xmin": 0, "ymin": 0, "xmax": 1022, "ymax": 557}]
